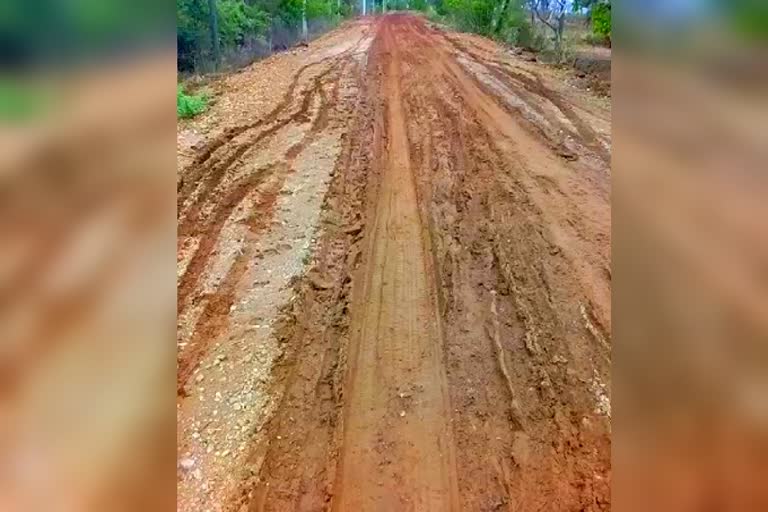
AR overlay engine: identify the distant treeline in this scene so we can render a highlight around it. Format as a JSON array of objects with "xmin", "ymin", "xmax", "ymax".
[
  {"xmin": 177, "ymin": 0, "xmax": 355, "ymax": 73},
  {"xmin": 176, "ymin": 0, "xmax": 616, "ymax": 73}
]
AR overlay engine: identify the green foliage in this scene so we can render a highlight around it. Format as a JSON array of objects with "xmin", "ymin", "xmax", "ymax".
[
  {"xmin": 307, "ymin": 0, "xmax": 334, "ymax": 19},
  {"xmin": 444, "ymin": 0, "xmax": 496, "ymax": 34},
  {"xmin": 177, "ymin": 85, "xmax": 208, "ymax": 119},
  {"xmin": 591, "ymin": 1, "xmax": 611, "ymax": 40},
  {"xmin": 496, "ymin": 3, "xmax": 532, "ymax": 46},
  {"xmin": 411, "ymin": 0, "xmax": 429, "ymax": 11},
  {"xmin": 0, "ymin": 81, "xmax": 51, "ymax": 123},
  {"xmin": 727, "ymin": 0, "xmax": 768, "ymax": 40},
  {"xmin": 438, "ymin": 0, "xmax": 531, "ymax": 46},
  {"xmin": 277, "ymin": 0, "xmax": 304, "ymax": 25},
  {"xmin": 178, "ymin": 0, "xmax": 345, "ymax": 72},
  {"xmin": 2, "ymin": 0, "xmax": 170, "ymax": 67},
  {"xmin": 217, "ymin": 0, "xmax": 270, "ymax": 47}
]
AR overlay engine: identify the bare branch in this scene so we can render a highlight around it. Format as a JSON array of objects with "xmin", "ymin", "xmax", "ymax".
[{"xmin": 531, "ymin": 1, "xmax": 558, "ymax": 32}]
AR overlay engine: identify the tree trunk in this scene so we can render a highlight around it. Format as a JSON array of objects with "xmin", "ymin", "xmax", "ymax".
[
  {"xmin": 208, "ymin": 0, "xmax": 220, "ymax": 70},
  {"xmin": 494, "ymin": 0, "xmax": 511, "ymax": 36},
  {"xmin": 362, "ymin": 0, "xmax": 366, "ymax": 15},
  {"xmin": 302, "ymin": 0, "xmax": 309, "ymax": 41}
]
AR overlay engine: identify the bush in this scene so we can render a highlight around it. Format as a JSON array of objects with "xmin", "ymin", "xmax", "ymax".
[
  {"xmin": 583, "ymin": 31, "xmax": 609, "ymax": 46},
  {"xmin": 444, "ymin": 0, "xmax": 496, "ymax": 35},
  {"xmin": 0, "ymin": 81, "xmax": 53, "ymax": 123},
  {"xmin": 591, "ymin": 2, "xmax": 611, "ymax": 41},
  {"xmin": 177, "ymin": 85, "xmax": 207, "ymax": 119},
  {"xmin": 499, "ymin": 8, "xmax": 534, "ymax": 47}
]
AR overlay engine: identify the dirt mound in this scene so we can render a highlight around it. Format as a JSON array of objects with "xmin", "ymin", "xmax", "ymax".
[{"xmin": 574, "ymin": 54, "xmax": 612, "ymax": 96}]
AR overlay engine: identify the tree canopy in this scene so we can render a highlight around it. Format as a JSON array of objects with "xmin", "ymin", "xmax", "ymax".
[{"xmin": 177, "ymin": 0, "xmax": 349, "ymax": 72}]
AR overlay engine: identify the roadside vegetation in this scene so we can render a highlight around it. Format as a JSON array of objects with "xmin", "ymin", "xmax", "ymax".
[
  {"xmin": 176, "ymin": 0, "xmax": 612, "ymax": 75},
  {"xmin": 424, "ymin": 0, "xmax": 612, "ymax": 62},
  {"xmin": 174, "ymin": 0, "xmax": 613, "ymax": 118},
  {"xmin": 177, "ymin": 0, "xmax": 360, "ymax": 117},
  {"xmin": 177, "ymin": 85, "xmax": 208, "ymax": 119},
  {"xmin": 178, "ymin": 0, "xmax": 357, "ymax": 74}
]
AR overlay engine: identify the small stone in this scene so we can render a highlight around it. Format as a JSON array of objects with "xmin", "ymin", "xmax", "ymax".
[
  {"xmin": 399, "ymin": 411, "xmax": 406, "ymax": 417},
  {"xmin": 195, "ymin": 373, "xmax": 205, "ymax": 383},
  {"xmin": 179, "ymin": 458, "xmax": 195, "ymax": 471}
]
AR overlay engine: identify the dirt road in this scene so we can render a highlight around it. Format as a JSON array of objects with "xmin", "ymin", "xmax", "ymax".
[{"xmin": 177, "ymin": 14, "xmax": 611, "ymax": 512}]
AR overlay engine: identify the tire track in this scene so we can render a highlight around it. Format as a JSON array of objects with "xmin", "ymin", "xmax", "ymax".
[
  {"xmin": 178, "ymin": 63, "xmax": 339, "ymax": 237},
  {"xmin": 178, "ymin": 33, "xmax": 371, "ymax": 210},
  {"xmin": 230, "ymin": 49, "xmax": 381, "ymax": 512},
  {"xmin": 332, "ymin": 17, "xmax": 459, "ymax": 511},
  {"xmin": 439, "ymin": 31, "xmax": 610, "ymax": 164},
  {"xmin": 177, "ymin": 64, "xmax": 342, "ymax": 317},
  {"xmin": 177, "ymin": 162, "xmax": 287, "ymax": 396},
  {"xmin": 394, "ymin": 16, "xmax": 611, "ymax": 510},
  {"xmin": 177, "ymin": 60, "xmax": 352, "ymax": 394}
]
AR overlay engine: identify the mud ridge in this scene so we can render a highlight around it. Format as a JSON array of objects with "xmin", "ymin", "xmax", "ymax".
[
  {"xmin": 439, "ymin": 30, "xmax": 610, "ymax": 164},
  {"xmin": 178, "ymin": 62, "xmax": 350, "ymax": 393},
  {"xmin": 177, "ymin": 64, "xmax": 343, "ymax": 318},
  {"xmin": 178, "ymin": 32, "xmax": 370, "ymax": 201},
  {"xmin": 229, "ymin": 49, "xmax": 380, "ymax": 512}
]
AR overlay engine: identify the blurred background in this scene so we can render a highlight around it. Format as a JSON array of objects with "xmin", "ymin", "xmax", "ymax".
[
  {"xmin": 614, "ymin": 0, "xmax": 768, "ymax": 510},
  {"xmin": 0, "ymin": 1, "xmax": 176, "ymax": 511}
]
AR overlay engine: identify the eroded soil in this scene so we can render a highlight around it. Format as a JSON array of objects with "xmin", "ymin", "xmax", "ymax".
[{"xmin": 177, "ymin": 14, "xmax": 611, "ymax": 512}]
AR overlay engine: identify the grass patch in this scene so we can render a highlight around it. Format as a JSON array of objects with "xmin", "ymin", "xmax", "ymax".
[
  {"xmin": 0, "ymin": 81, "xmax": 51, "ymax": 123},
  {"xmin": 177, "ymin": 85, "xmax": 207, "ymax": 119}
]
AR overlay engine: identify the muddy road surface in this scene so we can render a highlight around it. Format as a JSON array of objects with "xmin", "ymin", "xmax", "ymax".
[{"xmin": 177, "ymin": 14, "xmax": 611, "ymax": 512}]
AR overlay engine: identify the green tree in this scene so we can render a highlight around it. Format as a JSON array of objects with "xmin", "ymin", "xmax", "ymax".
[
  {"xmin": 591, "ymin": 1, "xmax": 611, "ymax": 43},
  {"xmin": 177, "ymin": 0, "xmax": 344, "ymax": 73},
  {"xmin": 209, "ymin": 0, "xmax": 220, "ymax": 69}
]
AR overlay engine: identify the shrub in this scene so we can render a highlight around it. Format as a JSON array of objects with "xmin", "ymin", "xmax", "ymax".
[
  {"xmin": 583, "ymin": 31, "xmax": 609, "ymax": 46},
  {"xmin": 177, "ymin": 85, "xmax": 207, "ymax": 119},
  {"xmin": 591, "ymin": 2, "xmax": 611, "ymax": 42},
  {"xmin": 0, "ymin": 81, "xmax": 50, "ymax": 123}
]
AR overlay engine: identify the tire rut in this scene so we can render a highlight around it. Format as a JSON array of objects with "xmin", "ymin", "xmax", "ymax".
[
  {"xmin": 332, "ymin": 18, "xmax": 459, "ymax": 511},
  {"xmin": 177, "ymin": 58, "xmax": 353, "ymax": 394},
  {"xmin": 441, "ymin": 33, "xmax": 611, "ymax": 164}
]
